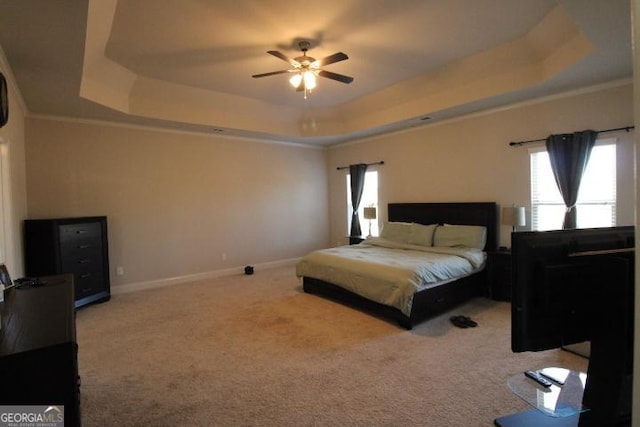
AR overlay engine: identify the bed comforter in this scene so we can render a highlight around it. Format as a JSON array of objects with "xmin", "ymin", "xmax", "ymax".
[{"xmin": 296, "ymin": 237, "xmax": 486, "ymax": 317}]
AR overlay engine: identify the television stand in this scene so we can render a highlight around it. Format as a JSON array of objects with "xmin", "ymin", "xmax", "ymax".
[
  {"xmin": 495, "ymin": 408, "xmax": 580, "ymax": 427},
  {"xmin": 496, "ymin": 322, "xmax": 633, "ymax": 427},
  {"xmin": 509, "ymin": 367, "xmax": 587, "ymax": 417},
  {"xmin": 495, "ymin": 407, "xmax": 631, "ymax": 427},
  {"xmin": 495, "ymin": 361, "xmax": 632, "ymax": 427},
  {"xmin": 495, "ymin": 367, "xmax": 586, "ymax": 427}
]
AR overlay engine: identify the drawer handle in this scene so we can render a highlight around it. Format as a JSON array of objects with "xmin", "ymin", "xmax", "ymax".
[
  {"xmin": 80, "ymin": 273, "xmax": 91, "ymax": 279},
  {"xmin": 78, "ymin": 244, "xmax": 91, "ymax": 249},
  {"xmin": 78, "ymin": 259, "xmax": 91, "ymax": 264},
  {"xmin": 76, "ymin": 230, "xmax": 88, "ymax": 234}
]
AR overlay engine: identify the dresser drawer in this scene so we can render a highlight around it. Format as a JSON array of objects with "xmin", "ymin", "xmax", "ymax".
[
  {"xmin": 73, "ymin": 269, "xmax": 107, "ymax": 299},
  {"xmin": 59, "ymin": 222, "xmax": 102, "ymax": 244},
  {"xmin": 60, "ymin": 242, "xmax": 103, "ymax": 265},
  {"xmin": 61, "ymin": 251, "xmax": 103, "ymax": 273}
]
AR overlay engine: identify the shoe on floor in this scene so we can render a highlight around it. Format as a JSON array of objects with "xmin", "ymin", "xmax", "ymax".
[{"xmin": 450, "ymin": 315, "xmax": 478, "ymax": 328}]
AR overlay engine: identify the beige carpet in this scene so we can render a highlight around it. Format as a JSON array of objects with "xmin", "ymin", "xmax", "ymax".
[{"xmin": 76, "ymin": 266, "xmax": 588, "ymax": 426}]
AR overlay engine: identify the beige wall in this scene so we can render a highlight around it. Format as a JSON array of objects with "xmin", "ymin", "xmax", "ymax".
[
  {"xmin": 327, "ymin": 82, "xmax": 635, "ymax": 248},
  {"xmin": 0, "ymin": 52, "xmax": 28, "ymax": 277},
  {"xmin": 25, "ymin": 119, "xmax": 329, "ymax": 287}
]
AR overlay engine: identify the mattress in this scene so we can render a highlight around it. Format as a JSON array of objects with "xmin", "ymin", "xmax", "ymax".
[{"xmin": 296, "ymin": 237, "xmax": 486, "ymax": 316}]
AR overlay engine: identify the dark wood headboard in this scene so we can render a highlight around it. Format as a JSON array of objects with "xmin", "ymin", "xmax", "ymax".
[{"xmin": 387, "ymin": 202, "xmax": 499, "ymax": 251}]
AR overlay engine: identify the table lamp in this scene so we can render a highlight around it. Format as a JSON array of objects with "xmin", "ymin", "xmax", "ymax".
[
  {"xmin": 502, "ymin": 206, "xmax": 526, "ymax": 233},
  {"xmin": 363, "ymin": 207, "xmax": 377, "ymax": 237}
]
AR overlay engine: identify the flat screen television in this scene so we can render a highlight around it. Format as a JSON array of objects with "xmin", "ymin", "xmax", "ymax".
[{"xmin": 511, "ymin": 226, "xmax": 634, "ymax": 426}]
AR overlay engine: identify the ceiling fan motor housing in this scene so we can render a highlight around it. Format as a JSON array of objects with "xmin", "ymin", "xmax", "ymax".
[
  {"xmin": 295, "ymin": 56, "xmax": 315, "ymax": 67},
  {"xmin": 298, "ymin": 40, "xmax": 311, "ymax": 52}
]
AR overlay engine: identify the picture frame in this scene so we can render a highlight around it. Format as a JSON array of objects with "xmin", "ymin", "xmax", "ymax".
[{"xmin": 0, "ymin": 263, "xmax": 13, "ymax": 289}]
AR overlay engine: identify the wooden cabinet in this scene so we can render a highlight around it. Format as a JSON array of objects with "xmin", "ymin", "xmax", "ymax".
[
  {"xmin": 24, "ymin": 216, "xmax": 110, "ymax": 309},
  {"xmin": 487, "ymin": 250, "xmax": 511, "ymax": 301},
  {"xmin": 0, "ymin": 275, "xmax": 80, "ymax": 426}
]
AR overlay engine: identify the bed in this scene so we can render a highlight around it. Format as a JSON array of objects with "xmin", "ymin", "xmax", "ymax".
[{"xmin": 297, "ymin": 202, "xmax": 498, "ymax": 329}]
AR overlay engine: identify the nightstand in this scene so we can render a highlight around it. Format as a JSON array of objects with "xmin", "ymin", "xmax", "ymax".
[{"xmin": 487, "ymin": 250, "xmax": 511, "ymax": 301}]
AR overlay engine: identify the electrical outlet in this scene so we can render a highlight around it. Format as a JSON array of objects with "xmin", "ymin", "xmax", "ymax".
[{"xmin": 116, "ymin": 266, "xmax": 124, "ymax": 276}]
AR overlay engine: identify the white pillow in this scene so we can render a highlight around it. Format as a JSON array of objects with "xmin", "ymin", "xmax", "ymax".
[
  {"xmin": 433, "ymin": 224, "xmax": 487, "ymax": 249},
  {"xmin": 408, "ymin": 223, "xmax": 437, "ymax": 247},
  {"xmin": 380, "ymin": 222, "xmax": 412, "ymax": 243}
]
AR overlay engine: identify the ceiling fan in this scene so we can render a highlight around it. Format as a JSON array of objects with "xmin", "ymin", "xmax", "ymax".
[{"xmin": 252, "ymin": 40, "xmax": 354, "ymax": 98}]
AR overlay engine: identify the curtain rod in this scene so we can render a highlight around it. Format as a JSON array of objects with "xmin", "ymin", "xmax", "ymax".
[
  {"xmin": 336, "ymin": 161, "xmax": 385, "ymax": 171},
  {"xmin": 508, "ymin": 126, "xmax": 635, "ymax": 147}
]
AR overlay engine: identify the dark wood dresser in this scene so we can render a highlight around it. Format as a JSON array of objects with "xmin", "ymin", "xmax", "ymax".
[
  {"xmin": 24, "ymin": 217, "xmax": 110, "ymax": 309},
  {"xmin": 0, "ymin": 275, "xmax": 80, "ymax": 426}
]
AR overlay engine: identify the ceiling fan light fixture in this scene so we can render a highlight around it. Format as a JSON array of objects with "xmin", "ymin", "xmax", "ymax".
[
  {"xmin": 303, "ymin": 71, "xmax": 317, "ymax": 90},
  {"xmin": 289, "ymin": 71, "xmax": 316, "ymax": 90},
  {"xmin": 289, "ymin": 73, "xmax": 303, "ymax": 88}
]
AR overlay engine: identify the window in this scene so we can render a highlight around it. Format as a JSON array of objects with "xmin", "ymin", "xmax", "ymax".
[
  {"xmin": 346, "ymin": 170, "xmax": 379, "ymax": 236},
  {"xmin": 530, "ymin": 140, "xmax": 616, "ymax": 231}
]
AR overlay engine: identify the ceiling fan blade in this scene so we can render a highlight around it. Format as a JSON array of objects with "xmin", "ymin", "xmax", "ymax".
[
  {"xmin": 267, "ymin": 50, "xmax": 301, "ymax": 67},
  {"xmin": 312, "ymin": 52, "xmax": 348, "ymax": 67},
  {"xmin": 252, "ymin": 70, "xmax": 292, "ymax": 78},
  {"xmin": 318, "ymin": 70, "xmax": 354, "ymax": 84}
]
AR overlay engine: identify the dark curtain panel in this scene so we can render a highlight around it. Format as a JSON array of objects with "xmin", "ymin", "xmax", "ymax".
[
  {"xmin": 349, "ymin": 163, "xmax": 368, "ymax": 236},
  {"xmin": 545, "ymin": 130, "xmax": 598, "ymax": 229}
]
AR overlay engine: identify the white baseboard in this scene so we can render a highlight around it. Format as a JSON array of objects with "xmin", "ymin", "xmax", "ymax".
[{"xmin": 111, "ymin": 257, "xmax": 301, "ymax": 295}]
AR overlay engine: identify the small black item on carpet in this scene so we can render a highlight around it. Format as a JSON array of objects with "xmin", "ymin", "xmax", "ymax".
[{"xmin": 450, "ymin": 315, "xmax": 478, "ymax": 328}]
